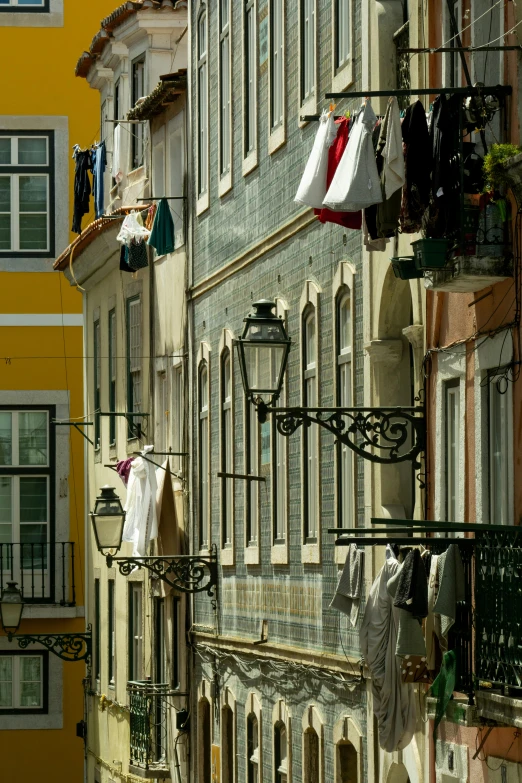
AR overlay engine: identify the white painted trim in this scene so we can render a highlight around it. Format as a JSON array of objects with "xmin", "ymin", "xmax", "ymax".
[
  {"xmin": 0, "ymin": 314, "xmax": 83, "ymax": 327},
  {"xmin": 268, "ymin": 0, "xmax": 287, "ymax": 155},
  {"xmin": 219, "ymin": 329, "xmax": 235, "ymax": 565},
  {"xmin": 0, "ymin": 0, "xmax": 63, "ymax": 27},
  {"xmin": 330, "ymin": 0, "xmax": 355, "ymax": 94},
  {"xmin": 297, "ymin": 0, "xmax": 318, "ymax": 127},
  {"xmin": 333, "ymin": 714, "xmax": 363, "ymax": 783},
  {"xmin": 271, "ymin": 297, "xmax": 289, "ymax": 565}
]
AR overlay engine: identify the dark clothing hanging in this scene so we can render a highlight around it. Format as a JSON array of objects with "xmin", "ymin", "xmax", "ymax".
[
  {"xmin": 424, "ymin": 94, "xmax": 461, "ymax": 239},
  {"xmin": 393, "ymin": 548, "xmax": 429, "ymax": 619},
  {"xmin": 376, "ymin": 103, "xmax": 402, "ymax": 238},
  {"xmin": 399, "ymin": 100, "xmax": 432, "ymax": 234},
  {"xmin": 148, "ymin": 197, "xmax": 175, "ymax": 255},
  {"xmin": 314, "ymin": 118, "xmax": 362, "ymax": 230},
  {"xmin": 92, "ymin": 141, "xmax": 107, "ymax": 220},
  {"xmin": 71, "ymin": 148, "xmax": 92, "ymax": 234},
  {"xmin": 128, "ymin": 239, "xmax": 149, "ymax": 270},
  {"xmin": 364, "ymin": 120, "xmax": 383, "ymax": 241},
  {"xmin": 119, "ymin": 243, "xmax": 133, "ymax": 273}
]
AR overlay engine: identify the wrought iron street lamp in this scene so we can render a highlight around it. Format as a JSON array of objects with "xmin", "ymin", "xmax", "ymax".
[
  {"xmin": 236, "ymin": 301, "xmax": 425, "ymax": 467},
  {"xmin": 91, "ymin": 487, "xmax": 218, "ymax": 596},
  {"xmin": 0, "ymin": 581, "xmax": 91, "ymax": 662}
]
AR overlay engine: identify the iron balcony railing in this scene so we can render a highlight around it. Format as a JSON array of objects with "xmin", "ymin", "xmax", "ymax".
[
  {"xmin": 0, "ymin": 542, "xmax": 76, "ymax": 605},
  {"xmin": 128, "ymin": 681, "xmax": 176, "ymax": 774},
  {"xmin": 393, "ymin": 20, "xmax": 410, "ymax": 111}
]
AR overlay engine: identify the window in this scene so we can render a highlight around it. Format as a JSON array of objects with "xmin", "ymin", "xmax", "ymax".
[
  {"xmin": 219, "ymin": 0, "xmax": 231, "ymax": 178},
  {"xmin": 488, "ymin": 373, "xmax": 513, "ymax": 525},
  {"xmin": 171, "ymin": 598, "xmax": 180, "ymax": 689},
  {"xmin": 197, "ymin": 11, "xmax": 208, "ymax": 198},
  {"xmin": 156, "ymin": 370, "xmax": 167, "ymax": 453},
  {"xmin": 0, "ymin": 653, "xmax": 47, "ymax": 713},
  {"xmin": 337, "ymin": 741, "xmax": 357, "ymax": 783},
  {"xmin": 93, "ymin": 318, "xmax": 101, "ymax": 450},
  {"xmin": 274, "ymin": 722, "xmax": 288, "ymax": 783},
  {"xmin": 199, "ymin": 698, "xmax": 212, "ymax": 783},
  {"xmin": 244, "ymin": 0, "xmax": 256, "ymax": 157},
  {"xmin": 442, "ymin": 0, "xmax": 462, "ymax": 87},
  {"xmin": 246, "ymin": 398, "xmax": 259, "ymax": 548},
  {"xmin": 0, "ymin": 0, "xmax": 48, "ymax": 9},
  {"xmin": 247, "ymin": 713, "xmax": 260, "ymax": 783},
  {"xmin": 300, "ymin": 0, "xmax": 315, "ymax": 103},
  {"xmin": 108, "ymin": 309, "xmax": 116, "ymax": 446},
  {"xmin": 445, "ymin": 380, "xmax": 460, "ymax": 522},
  {"xmin": 168, "ymin": 123, "xmax": 185, "ymax": 246},
  {"xmin": 94, "ymin": 577, "xmax": 101, "ymax": 682},
  {"xmin": 0, "ymin": 132, "xmax": 53, "ymax": 255},
  {"xmin": 198, "ymin": 362, "xmax": 209, "ymax": 548},
  {"xmin": 270, "ymin": 0, "xmax": 284, "ymax": 130},
  {"xmin": 114, "ymin": 80, "xmax": 120, "ymax": 125},
  {"xmin": 221, "ymin": 350, "xmax": 233, "ymax": 550},
  {"xmin": 336, "ymin": 292, "xmax": 353, "ymax": 528},
  {"xmin": 335, "ymin": 0, "xmax": 351, "ymax": 70},
  {"xmin": 128, "ymin": 584, "xmax": 143, "ymax": 681},
  {"xmin": 131, "ymin": 57, "xmax": 145, "ymax": 169},
  {"xmin": 108, "ymin": 579, "xmax": 115, "ymax": 686},
  {"xmin": 0, "ymin": 408, "xmax": 52, "ymax": 593},
  {"xmin": 172, "ymin": 364, "xmax": 183, "ymax": 473},
  {"xmin": 155, "ymin": 597, "xmax": 166, "ymax": 683},
  {"xmin": 222, "ymin": 705, "xmax": 235, "ymax": 783},
  {"xmin": 303, "ymin": 309, "xmax": 318, "ymax": 542},
  {"xmin": 126, "ymin": 296, "xmax": 141, "ymax": 439},
  {"xmin": 272, "ymin": 304, "xmax": 288, "ymax": 551},
  {"xmin": 303, "ymin": 728, "xmax": 319, "ymax": 783}
]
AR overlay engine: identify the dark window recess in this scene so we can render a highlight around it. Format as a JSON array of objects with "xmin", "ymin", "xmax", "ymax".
[
  {"xmin": 93, "ymin": 319, "xmax": 101, "ymax": 449},
  {"xmin": 108, "ymin": 308, "xmax": 116, "ymax": 446},
  {"xmin": 108, "ymin": 579, "xmax": 115, "ymax": 685},
  {"xmin": 131, "ymin": 59, "xmax": 145, "ymax": 169},
  {"xmin": 171, "ymin": 598, "xmax": 180, "ymax": 689},
  {"xmin": 94, "ymin": 578, "xmax": 101, "ymax": 682}
]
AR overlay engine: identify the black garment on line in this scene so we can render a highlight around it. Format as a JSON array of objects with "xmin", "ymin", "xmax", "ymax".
[
  {"xmin": 72, "ymin": 149, "xmax": 92, "ymax": 234},
  {"xmin": 393, "ymin": 548, "xmax": 428, "ymax": 619}
]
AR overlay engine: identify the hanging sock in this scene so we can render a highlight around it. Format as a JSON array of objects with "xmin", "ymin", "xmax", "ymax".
[
  {"xmin": 294, "ymin": 110, "xmax": 337, "ymax": 209},
  {"xmin": 148, "ymin": 197, "xmax": 175, "ymax": 255}
]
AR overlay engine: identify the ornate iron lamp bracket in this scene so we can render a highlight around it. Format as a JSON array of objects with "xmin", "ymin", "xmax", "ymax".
[
  {"xmin": 8, "ymin": 628, "xmax": 92, "ymax": 663},
  {"xmin": 106, "ymin": 545, "xmax": 218, "ymax": 596},
  {"xmin": 260, "ymin": 404, "xmax": 425, "ymax": 466}
]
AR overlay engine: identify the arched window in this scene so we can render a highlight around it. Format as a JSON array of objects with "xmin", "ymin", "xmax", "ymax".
[
  {"xmin": 198, "ymin": 361, "xmax": 209, "ymax": 547},
  {"xmin": 334, "ymin": 0, "xmax": 351, "ymax": 70},
  {"xmin": 198, "ymin": 698, "xmax": 211, "ymax": 783},
  {"xmin": 336, "ymin": 291, "xmax": 353, "ymax": 528},
  {"xmin": 247, "ymin": 713, "xmax": 260, "ymax": 783},
  {"xmin": 337, "ymin": 740, "xmax": 357, "ymax": 783},
  {"xmin": 219, "ymin": 0, "xmax": 231, "ymax": 177},
  {"xmin": 221, "ymin": 349, "xmax": 233, "ymax": 547},
  {"xmin": 303, "ymin": 727, "xmax": 319, "ymax": 783},
  {"xmin": 303, "ymin": 306, "xmax": 318, "ymax": 542},
  {"xmin": 274, "ymin": 722, "xmax": 288, "ymax": 783},
  {"xmin": 197, "ymin": 10, "xmax": 208, "ymax": 197},
  {"xmin": 222, "ymin": 704, "xmax": 235, "ymax": 782}
]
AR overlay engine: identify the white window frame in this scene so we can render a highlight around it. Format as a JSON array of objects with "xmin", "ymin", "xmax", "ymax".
[
  {"xmin": 167, "ymin": 113, "xmax": 185, "ymax": 248},
  {"xmin": 488, "ymin": 371, "xmax": 513, "ymax": 526},
  {"xmin": 198, "ymin": 343, "xmax": 211, "ymax": 551},
  {"xmin": 0, "ymin": 0, "xmax": 47, "ymax": 6},
  {"xmin": 445, "ymin": 379, "xmax": 461, "ymax": 524},
  {"xmin": 126, "ymin": 296, "xmax": 142, "ymax": 440},
  {"xmin": 197, "ymin": 9, "xmax": 210, "ymax": 214},
  {"xmin": 268, "ymin": 0, "xmax": 286, "ymax": 154},
  {"xmin": 242, "ymin": 0, "xmax": 258, "ymax": 176},
  {"xmin": 0, "ymin": 653, "xmax": 44, "ymax": 711},
  {"xmin": 244, "ymin": 381, "xmax": 260, "ymax": 565},
  {"xmin": 129, "ymin": 583, "xmax": 143, "ymax": 682},
  {"xmin": 155, "ymin": 366, "xmax": 168, "ymax": 454},
  {"xmin": 442, "ymin": 0, "xmax": 463, "ymax": 87},
  {"xmin": 171, "ymin": 359, "xmax": 183, "ymax": 474},
  {"xmin": 108, "ymin": 578, "xmax": 116, "ymax": 688},
  {"xmin": 273, "ymin": 700, "xmax": 292, "ymax": 783},
  {"xmin": 335, "ymin": 284, "xmax": 355, "ymax": 540},
  {"xmin": 333, "ymin": 715, "xmax": 362, "ymax": 783},
  {"xmin": 218, "ymin": 0, "xmax": 233, "ymax": 195},
  {"xmin": 271, "ymin": 298, "xmax": 289, "ymax": 565},
  {"xmin": 220, "ymin": 331, "xmax": 235, "ymax": 565},
  {"xmin": 298, "ymin": 0, "xmax": 317, "ymax": 123},
  {"xmin": 300, "ymin": 281, "xmax": 321, "ymax": 564},
  {"xmin": 302, "ymin": 705, "xmax": 324, "ymax": 783},
  {"xmin": 108, "ymin": 307, "xmax": 117, "ymax": 448},
  {"xmin": 331, "ymin": 0, "xmax": 354, "ymax": 94},
  {"xmin": 246, "ymin": 693, "xmax": 262, "ymax": 783}
]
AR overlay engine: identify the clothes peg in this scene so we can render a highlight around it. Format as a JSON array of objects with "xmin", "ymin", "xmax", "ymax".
[{"xmin": 329, "ymin": 102, "xmax": 336, "ymax": 112}]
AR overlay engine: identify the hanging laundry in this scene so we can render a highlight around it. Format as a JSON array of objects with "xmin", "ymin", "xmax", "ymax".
[
  {"xmin": 112, "ymin": 124, "xmax": 123, "ymax": 184},
  {"xmin": 329, "ymin": 543, "xmax": 364, "ymax": 626},
  {"xmin": 400, "ymin": 100, "xmax": 432, "ymax": 234},
  {"xmin": 92, "ymin": 141, "xmax": 107, "ymax": 220},
  {"xmin": 294, "ymin": 110, "xmax": 337, "ymax": 209},
  {"xmin": 425, "ymin": 553, "xmax": 444, "ymax": 672},
  {"xmin": 314, "ymin": 118, "xmax": 362, "ymax": 229},
  {"xmin": 145, "ymin": 202, "xmax": 157, "ymax": 231},
  {"xmin": 117, "ymin": 211, "xmax": 151, "ymax": 246},
  {"xmin": 156, "ymin": 459, "xmax": 180, "ymax": 597},
  {"xmin": 119, "ymin": 243, "xmax": 133, "ymax": 274},
  {"xmin": 71, "ymin": 145, "xmax": 92, "ymax": 234},
  {"xmin": 430, "ymin": 650, "xmax": 457, "ymax": 740},
  {"xmin": 116, "ymin": 457, "xmax": 133, "ymax": 486},
  {"xmin": 387, "ymin": 558, "xmax": 427, "ymax": 659},
  {"xmin": 360, "ymin": 545, "xmax": 416, "ymax": 753},
  {"xmin": 148, "ymin": 198, "xmax": 175, "ymax": 256},
  {"xmin": 375, "ymin": 97, "xmax": 405, "ymax": 237},
  {"xmin": 122, "ymin": 446, "xmax": 158, "ymax": 557},
  {"xmin": 425, "ymin": 94, "xmax": 461, "ymax": 238},
  {"xmin": 392, "ymin": 548, "xmax": 428, "ymax": 618},
  {"xmin": 323, "ymin": 101, "xmax": 383, "ymax": 212},
  {"xmin": 128, "ymin": 239, "xmax": 149, "ymax": 270},
  {"xmin": 432, "ymin": 543, "xmax": 465, "ymax": 642}
]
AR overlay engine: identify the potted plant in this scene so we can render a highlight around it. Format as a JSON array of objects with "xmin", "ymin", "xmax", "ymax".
[
  {"xmin": 411, "ymin": 238, "xmax": 450, "ymax": 270},
  {"xmin": 391, "ymin": 257, "xmax": 424, "ymax": 280},
  {"xmin": 482, "ymin": 143, "xmax": 522, "ymax": 196}
]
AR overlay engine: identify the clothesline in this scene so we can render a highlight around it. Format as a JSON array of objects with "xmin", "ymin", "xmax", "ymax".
[{"xmin": 325, "ymin": 84, "xmax": 512, "ymax": 99}]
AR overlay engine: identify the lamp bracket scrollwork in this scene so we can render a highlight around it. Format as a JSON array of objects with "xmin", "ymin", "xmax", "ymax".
[
  {"xmin": 10, "ymin": 627, "xmax": 92, "ymax": 663},
  {"xmin": 106, "ymin": 546, "xmax": 218, "ymax": 596}
]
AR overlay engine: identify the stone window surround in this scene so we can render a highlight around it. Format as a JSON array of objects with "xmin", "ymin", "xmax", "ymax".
[
  {"xmin": 435, "ymin": 739, "xmax": 468, "ymax": 783},
  {"xmin": 218, "ymin": 0, "xmax": 233, "ymax": 197},
  {"xmin": 0, "ymin": 0, "xmax": 63, "ymax": 28},
  {"xmin": 221, "ymin": 686, "xmax": 237, "ymax": 783},
  {"xmin": 297, "ymin": 0, "xmax": 318, "ymax": 128},
  {"xmin": 301, "ymin": 703, "xmax": 325, "ymax": 783},
  {"xmin": 330, "ymin": 0, "xmax": 355, "ymax": 95},
  {"xmin": 267, "ymin": 0, "xmax": 286, "ymax": 155},
  {"xmin": 197, "ymin": 342, "xmax": 212, "ymax": 553},
  {"xmin": 196, "ymin": 4, "xmax": 210, "ymax": 215},
  {"xmin": 242, "ymin": 0, "xmax": 259, "ymax": 176},
  {"xmin": 332, "ymin": 261, "xmax": 356, "ymax": 564},
  {"xmin": 271, "ymin": 297, "xmax": 290, "ymax": 565},
  {"xmin": 333, "ymin": 714, "xmax": 363, "ymax": 783},
  {"xmin": 300, "ymin": 279, "xmax": 322, "ymax": 565},
  {"xmin": 219, "ymin": 329, "xmax": 235, "ymax": 565},
  {"xmin": 197, "ymin": 679, "xmax": 213, "ymax": 778},
  {"xmin": 246, "ymin": 691, "xmax": 263, "ymax": 780},
  {"xmin": 273, "ymin": 698, "xmax": 292, "ymax": 783}
]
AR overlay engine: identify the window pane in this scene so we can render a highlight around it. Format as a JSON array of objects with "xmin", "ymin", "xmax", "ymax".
[
  {"xmin": 20, "ymin": 682, "xmax": 41, "ymax": 708},
  {"xmin": 0, "ymin": 657, "xmax": 12, "ymax": 708},
  {"xmin": 0, "ymin": 139, "xmax": 10, "ymax": 165},
  {"xmin": 0, "ymin": 477, "xmax": 12, "ymax": 528},
  {"xmin": 19, "ymin": 412, "xmax": 47, "ymax": 465},
  {"xmin": 18, "ymin": 138, "xmax": 47, "ymax": 166},
  {"xmin": 0, "ymin": 175, "xmax": 11, "ymax": 250},
  {"xmin": 0, "ymin": 412, "xmax": 12, "ymax": 465},
  {"xmin": 0, "ymin": 176, "xmax": 10, "ymax": 211},
  {"xmin": 20, "ymin": 477, "xmax": 47, "ymax": 523},
  {"xmin": 17, "ymin": 0, "xmax": 46, "ymax": 5},
  {"xmin": 20, "ymin": 656, "xmax": 40, "ymax": 682},
  {"xmin": 0, "ymin": 214, "xmax": 10, "ymax": 251},
  {"xmin": 19, "ymin": 176, "xmax": 47, "ymax": 212},
  {"xmin": 19, "ymin": 214, "xmax": 47, "ymax": 251}
]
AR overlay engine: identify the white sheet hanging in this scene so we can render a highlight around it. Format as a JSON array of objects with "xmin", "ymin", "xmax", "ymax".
[
  {"xmin": 116, "ymin": 211, "xmax": 151, "ymax": 247},
  {"xmin": 112, "ymin": 125, "xmax": 123, "ymax": 184},
  {"xmin": 382, "ymin": 97, "xmax": 405, "ymax": 199},
  {"xmin": 122, "ymin": 445, "xmax": 158, "ymax": 557},
  {"xmin": 294, "ymin": 110, "xmax": 337, "ymax": 209},
  {"xmin": 323, "ymin": 101, "xmax": 382, "ymax": 211}
]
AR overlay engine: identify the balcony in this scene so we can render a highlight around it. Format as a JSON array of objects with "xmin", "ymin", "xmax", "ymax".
[
  {"xmin": 128, "ymin": 681, "xmax": 176, "ymax": 779},
  {"xmin": 0, "ymin": 542, "xmax": 76, "ymax": 605}
]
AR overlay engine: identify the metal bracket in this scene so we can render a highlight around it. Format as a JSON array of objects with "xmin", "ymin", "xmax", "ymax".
[
  {"xmin": 8, "ymin": 627, "xmax": 92, "ymax": 663},
  {"xmin": 99, "ymin": 412, "xmax": 149, "ymax": 440},
  {"xmin": 52, "ymin": 421, "xmax": 94, "ymax": 446}
]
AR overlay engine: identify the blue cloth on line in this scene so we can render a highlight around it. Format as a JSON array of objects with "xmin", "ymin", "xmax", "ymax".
[{"xmin": 92, "ymin": 141, "xmax": 107, "ymax": 220}]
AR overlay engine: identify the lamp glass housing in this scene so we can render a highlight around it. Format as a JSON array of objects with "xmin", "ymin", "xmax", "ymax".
[
  {"xmin": 90, "ymin": 486, "xmax": 126, "ymax": 554},
  {"xmin": 237, "ymin": 300, "xmax": 291, "ymax": 405},
  {"xmin": 0, "ymin": 581, "xmax": 24, "ymax": 635}
]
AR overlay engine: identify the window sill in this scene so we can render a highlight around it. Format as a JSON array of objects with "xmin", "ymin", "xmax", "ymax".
[
  {"xmin": 221, "ymin": 546, "xmax": 235, "ymax": 567},
  {"xmin": 244, "ymin": 544, "xmax": 260, "ymax": 565},
  {"xmin": 271, "ymin": 543, "xmax": 288, "ymax": 565},
  {"xmin": 302, "ymin": 541, "xmax": 321, "ymax": 564},
  {"xmin": 242, "ymin": 149, "xmax": 258, "ymax": 177},
  {"xmin": 218, "ymin": 171, "xmax": 232, "ymax": 198},
  {"xmin": 331, "ymin": 60, "xmax": 354, "ymax": 95},
  {"xmin": 298, "ymin": 93, "xmax": 317, "ymax": 129},
  {"xmin": 196, "ymin": 192, "xmax": 209, "ymax": 216},
  {"xmin": 268, "ymin": 123, "xmax": 286, "ymax": 156}
]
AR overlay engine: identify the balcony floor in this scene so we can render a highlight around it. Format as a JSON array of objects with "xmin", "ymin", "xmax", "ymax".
[{"xmin": 424, "ymin": 253, "xmax": 513, "ymax": 293}]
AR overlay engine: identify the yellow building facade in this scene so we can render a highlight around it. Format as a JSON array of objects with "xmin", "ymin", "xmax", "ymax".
[{"xmin": 0, "ymin": 2, "xmax": 119, "ymax": 780}]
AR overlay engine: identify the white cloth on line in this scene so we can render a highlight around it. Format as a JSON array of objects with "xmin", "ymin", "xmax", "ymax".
[
  {"xmin": 112, "ymin": 125, "xmax": 123, "ymax": 184},
  {"xmin": 329, "ymin": 543, "xmax": 364, "ymax": 627},
  {"xmin": 122, "ymin": 445, "xmax": 158, "ymax": 557},
  {"xmin": 382, "ymin": 96, "xmax": 405, "ymax": 199},
  {"xmin": 323, "ymin": 101, "xmax": 382, "ymax": 211},
  {"xmin": 116, "ymin": 211, "xmax": 151, "ymax": 247},
  {"xmin": 359, "ymin": 545, "xmax": 416, "ymax": 753},
  {"xmin": 294, "ymin": 110, "xmax": 337, "ymax": 209}
]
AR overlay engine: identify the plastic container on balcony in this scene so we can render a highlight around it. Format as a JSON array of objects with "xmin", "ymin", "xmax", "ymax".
[
  {"xmin": 391, "ymin": 256, "xmax": 424, "ymax": 280},
  {"xmin": 412, "ymin": 238, "xmax": 450, "ymax": 270}
]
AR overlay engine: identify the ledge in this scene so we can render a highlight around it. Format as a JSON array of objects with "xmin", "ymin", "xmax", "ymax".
[
  {"xmin": 476, "ymin": 691, "xmax": 522, "ymax": 728},
  {"xmin": 424, "ymin": 254, "xmax": 513, "ymax": 293},
  {"xmin": 129, "ymin": 764, "xmax": 171, "ymax": 780},
  {"xmin": 22, "ymin": 605, "xmax": 85, "ymax": 620},
  {"xmin": 426, "ymin": 696, "xmax": 480, "ymax": 727}
]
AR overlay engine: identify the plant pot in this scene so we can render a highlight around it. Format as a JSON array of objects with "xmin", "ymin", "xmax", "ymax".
[
  {"xmin": 412, "ymin": 238, "xmax": 450, "ymax": 270},
  {"xmin": 391, "ymin": 257, "xmax": 424, "ymax": 280}
]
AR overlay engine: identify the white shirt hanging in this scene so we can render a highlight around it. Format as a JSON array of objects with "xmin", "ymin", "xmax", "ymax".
[
  {"xmin": 382, "ymin": 97, "xmax": 405, "ymax": 199},
  {"xmin": 117, "ymin": 211, "xmax": 151, "ymax": 247},
  {"xmin": 323, "ymin": 101, "xmax": 382, "ymax": 211},
  {"xmin": 294, "ymin": 110, "xmax": 337, "ymax": 209},
  {"xmin": 122, "ymin": 445, "xmax": 158, "ymax": 556}
]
